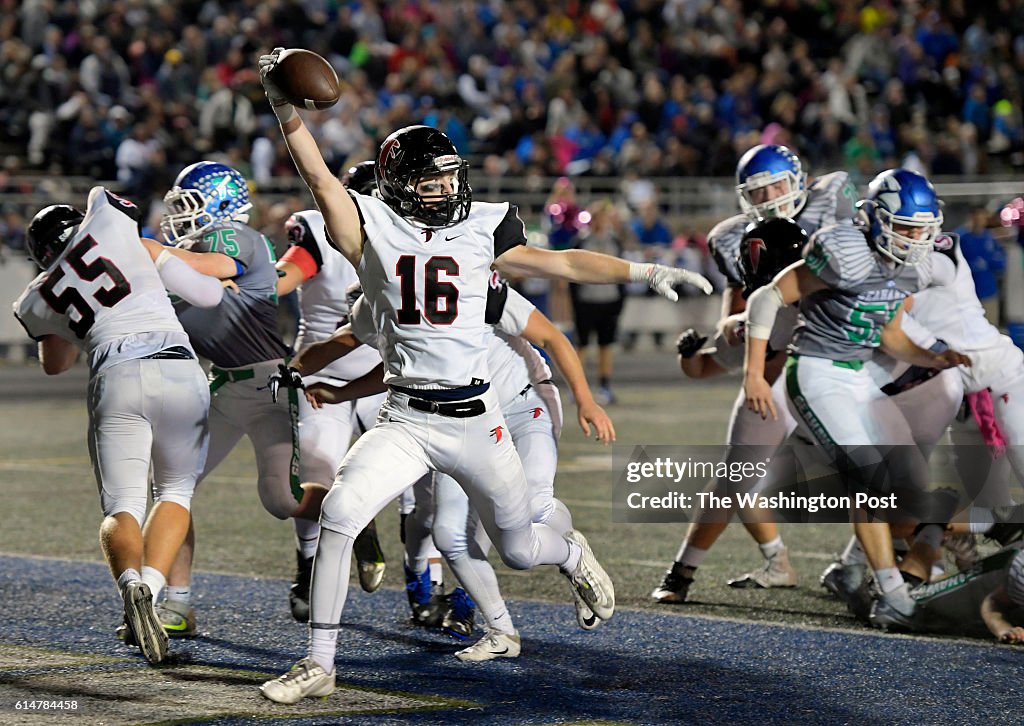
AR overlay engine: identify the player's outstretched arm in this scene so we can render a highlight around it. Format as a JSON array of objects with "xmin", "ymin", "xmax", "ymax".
[
  {"xmin": 520, "ymin": 309, "xmax": 615, "ymax": 444},
  {"xmin": 141, "ymin": 238, "xmax": 236, "ymax": 307},
  {"xmin": 981, "ymin": 586, "xmax": 1024, "ymax": 643},
  {"xmin": 493, "ymin": 245, "xmax": 712, "ymax": 301},
  {"xmin": 38, "ymin": 335, "xmax": 79, "ymax": 375},
  {"xmin": 291, "ymin": 323, "xmax": 364, "ymax": 377},
  {"xmin": 305, "ymin": 363, "xmax": 387, "ymax": 409},
  {"xmin": 880, "ymin": 303, "xmax": 972, "ymax": 369},
  {"xmin": 743, "ymin": 262, "xmax": 818, "ymax": 420},
  {"xmin": 276, "ymin": 260, "xmax": 305, "ymax": 298},
  {"xmin": 258, "ymin": 49, "xmax": 362, "ymax": 267}
]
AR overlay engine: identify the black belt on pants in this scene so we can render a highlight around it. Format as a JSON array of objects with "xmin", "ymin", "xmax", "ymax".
[
  {"xmin": 407, "ymin": 397, "xmax": 486, "ymax": 418},
  {"xmin": 518, "ymin": 378, "xmax": 555, "ymax": 397},
  {"xmin": 141, "ymin": 345, "xmax": 194, "ymax": 360}
]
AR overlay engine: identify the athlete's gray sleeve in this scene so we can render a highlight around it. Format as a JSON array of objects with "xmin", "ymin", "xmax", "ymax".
[{"xmin": 157, "ymin": 253, "xmax": 225, "ymax": 308}]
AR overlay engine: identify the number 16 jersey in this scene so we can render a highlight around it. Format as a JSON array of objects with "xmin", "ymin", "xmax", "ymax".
[{"xmin": 353, "ymin": 193, "xmax": 526, "ymax": 390}]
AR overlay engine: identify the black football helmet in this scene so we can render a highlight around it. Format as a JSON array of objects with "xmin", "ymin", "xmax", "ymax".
[
  {"xmin": 375, "ymin": 125, "xmax": 471, "ymax": 228},
  {"xmin": 26, "ymin": 204, "xmax": 85, "ymax": 268},
  {"xmin": 342, "ymin": 160, "xmax": 378, "ymax": 196},
  {"xmin": 738, "ymin": 217, "xmax": 807, "ymax": 297}
]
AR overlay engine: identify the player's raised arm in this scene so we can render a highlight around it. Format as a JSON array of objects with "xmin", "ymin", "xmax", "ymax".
[
  {"xmin": 258, "ymin": 49, "xmax": 362, "ymax": 266},
  {"xmin": 494, "ymin": 244, "xmax": 712, "ymax": 301}
]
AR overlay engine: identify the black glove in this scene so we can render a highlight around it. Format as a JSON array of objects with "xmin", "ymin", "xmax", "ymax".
[
  {"xmin": 268, "ymin": 363, "xmax": 304, "ymax": 403},
  {"xmin": 676, "ymin": 329, "xmax": 707, "ymax": 359}
]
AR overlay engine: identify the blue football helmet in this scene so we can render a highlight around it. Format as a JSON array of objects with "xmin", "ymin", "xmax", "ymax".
[
  {"xmin": 856, "ymin": 168, "xmax": 942, "ymax": 267},
  {"xmin": 161, "ymin": 161, "xmax": 252, "ymax": 247},
  {"xmin": 735, "ymin": 144, "xmax": 808, "ymax": 221}
]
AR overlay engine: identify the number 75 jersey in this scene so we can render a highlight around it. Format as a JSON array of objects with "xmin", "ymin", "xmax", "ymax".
[
  {"xmin": 353, "ymin": 193, "xmax": 526, "ymax": 389},
  {"xmin": 14, "ymin": 187, "xmax": 186, "ymax": 363}
]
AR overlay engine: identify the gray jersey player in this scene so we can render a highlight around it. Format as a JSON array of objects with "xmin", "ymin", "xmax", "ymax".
[
  {"xmin": 153, "ymin": 160, "xmax": 322, "ymax": 632},
  {"xmin": 257, "ymin": 48, "xmax": 712, "ymax": 704},
  {"xmin": 654, "ymin": 146, "xmax": 857, "ymax": 604},
  {"xmin": 744, "ymin": 168, "xmax": 970, "ymax": 630},
  {"xmin": 13, "ymin": 188, "xmax": 215, "ymax": 664}
]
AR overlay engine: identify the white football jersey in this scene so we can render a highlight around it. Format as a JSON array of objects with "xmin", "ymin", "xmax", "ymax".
[
  {"xmin": 13, "ymin": 186, "xmax": 189, "ymax": 375},
  {"xmin": 910, "ymin": 240, "xmax": 1004, "ymax": 352},
  {"xmin": 284, "ymin": 209, "xmax": 381, "ymax": 381},
  {"xmin": 352, "ymin": 284, "xmax": 551, "ymax": 409},
  {"xmin": 354, "ymin": 193, "xmax": 526, "ymax": 390}
]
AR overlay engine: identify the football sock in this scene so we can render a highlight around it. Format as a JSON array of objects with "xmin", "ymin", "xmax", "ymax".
[
  {"xmin": 759, "ymin": 536, "xmax": 784, "ymax": 560},
  {"xmin": 117, "ymin": 568, "xmax": 141, "ymax": 596},
  {"xmin": 294, "ymin": 518, "xmax": 320, "ymax": 560},
  {"xmin": 840, "ymin": 536, "xmax": 867, "ymax": 566},
  {"xmin": 562, "ymin": 540, "xmax": 582, "ymax": 573},
  {"xmin": 309, "ymin": 628, "xmax": 338, "ymax": 673},
  {"xmin": 140, "ymin": 566, "xmax": 166, "ymax": 602},
  {"xmin": 445, "ymin": 551, "xmax": 515, "ymax": 634},
  {"xmin": 676, "ymin": 544, "xmax": 708, "ymax": 569},
  {"xmin": 967, "ymin": 507, "xmax": 995, "ymax": 534},
  {"xmin": 164, "ymin": 585, "xmax": 191, "ymax": 605},
  {"xmin": 875, "ymin": 567, "xmax": 904, "ymax": 595},
  {"xmin": 429, "ymin": 560, "xmax": 443, "ymax": 586}
]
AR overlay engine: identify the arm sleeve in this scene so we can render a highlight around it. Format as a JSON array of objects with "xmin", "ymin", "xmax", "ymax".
[
  {"xmin": 156, "ymin": 252, "xmax": 225, "ymax": 308},
  {"xmin": 746, "ymin": 283, "xmax": 785, "ymax": 340},
  {"xmin": 484, "ymin": 272, "xmax": 509, "ymax": 325},
  {"xmin": 493, "ymin": 203, "xmax": 528, "ymax": 259},
  {"xmin": 495, "ymin": 287, "xmax": 536, "ymax": 336},
  {"xmin": 349, "ymin": 296, "xmax": 379, "ymax": 346}
]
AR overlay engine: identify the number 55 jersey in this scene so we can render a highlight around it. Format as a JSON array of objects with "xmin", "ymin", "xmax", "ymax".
[{"xmin": 14, "ymin": 186, "xmax": 194, "ymax": 376}]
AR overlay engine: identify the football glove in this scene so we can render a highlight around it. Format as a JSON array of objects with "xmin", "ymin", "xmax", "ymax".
[
  {"xmin": 629, "ymin": 263, "xmax": 713, "ymax": 301},
  {"xmin": 676, "ymin": 329, "xmax": 708, "ymax": 358},
  {"xmin": 258, "ymin": 48, "xmax": 290, "ymax": 108},
  {"xmin": 268, "ymin": 363, "xmax": 304, "ymax": 404}
]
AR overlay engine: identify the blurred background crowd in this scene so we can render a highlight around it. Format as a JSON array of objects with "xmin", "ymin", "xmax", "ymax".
[{"xmin": 2, "ymin": 0, "xmax": 1023, "ymax": 394}]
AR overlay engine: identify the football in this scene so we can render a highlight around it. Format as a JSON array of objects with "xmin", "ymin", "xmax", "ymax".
[{"xmin": 269, "ymin": 49, "xmax": 340, "ymax": 110}]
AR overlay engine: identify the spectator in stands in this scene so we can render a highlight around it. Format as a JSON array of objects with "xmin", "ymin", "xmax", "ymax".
[
  {"xmin": 570, "ymin": 199, "xmax": 627, "ymax": 405},
  {"xmin": 956, "ymin": 205, "xmax": 1007, "ymax": 325}
]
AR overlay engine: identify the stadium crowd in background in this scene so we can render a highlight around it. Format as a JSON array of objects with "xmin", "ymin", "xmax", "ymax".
[{"xmin": 1, "ymin": 1, "xmax": 1023, "ymax": 326}]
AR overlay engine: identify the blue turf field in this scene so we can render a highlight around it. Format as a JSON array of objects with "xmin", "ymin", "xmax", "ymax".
[{"xmin": 0, "ymin": 554, "xmax": 1021, "ymax": 725}]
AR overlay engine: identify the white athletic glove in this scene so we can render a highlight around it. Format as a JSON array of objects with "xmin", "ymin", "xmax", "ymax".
[
  {"xmin": 258, "ymin": 48, "xmax": 295, "ymax": 122},
  {"xmin": 628, "ymin": 263, "xmax": 713, "ymax": 301}
]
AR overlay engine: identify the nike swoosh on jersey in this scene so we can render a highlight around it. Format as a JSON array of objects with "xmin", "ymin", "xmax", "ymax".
[{"xmin": 445, "ymin": 234, "xmax": 463, "ymax": 240}]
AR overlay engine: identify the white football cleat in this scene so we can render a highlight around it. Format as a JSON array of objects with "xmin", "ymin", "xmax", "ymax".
[
  {"xmin": 123, "ymin": 582, "xmax": 168, "ymax": 665},
  {"xmin": 562, "ymin": 530, "xmax": 615, "ymax": 622},
  {"xmin": 260, "ymin": 656, "xmax": 336, "ymax": 704},
  {"xmin": 454, "ymin": 630, "xmax": 521, "ymax": 662}
]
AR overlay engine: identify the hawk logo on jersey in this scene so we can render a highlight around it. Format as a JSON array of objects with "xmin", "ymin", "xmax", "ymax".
[
  {"xmin": 934, "ymin": 233, "xmax": 955, "ymax": 251},
  {"xmin": 1002, "ymin": 393, "xmax": 1011, "ymax": 405},
  {"xmin": 747, "ymin": 238, "xmax": 767, "ymax": 273},
  {"xmin": 532, "ymin": 407, "xmax": 543, "ymax": 419},
  {"xmin": 422, "ymin": 229, "xmax": 433, "ymax": 243},
  {"xmin": 490, "ymin": 426, "xmax": 504, "ymax": 443}
]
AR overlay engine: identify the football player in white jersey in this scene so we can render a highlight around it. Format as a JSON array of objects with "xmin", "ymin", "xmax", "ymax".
[
  {"xmin": 292, "ymin": 281, "xmax": 615, "ymax": 648},
  {"xmin": 275, "ymin": 161, "xmax": 391, "ymax": 597},
  {"xmin": 743, "ymin": 168, "xmax": 971, "ymax": 630},
  {"xmin": 653, "ymin": 146, "xmax": 859, "ymax": 603},
  {"xmin": 257, "ymin": 49, "xmax": 711, "ymax": 704},
  {"xmin": 12, "ymin": 188, "xmax": 220, "ymax": 664}
]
